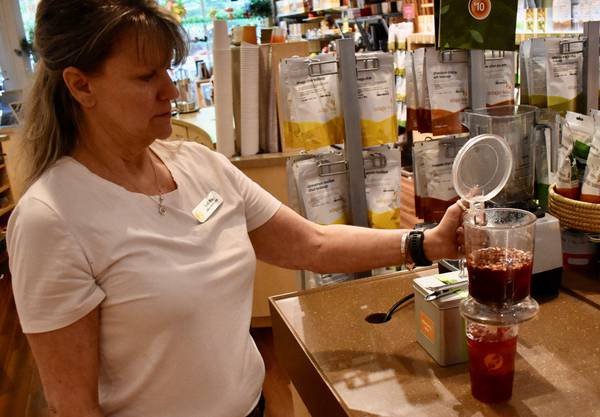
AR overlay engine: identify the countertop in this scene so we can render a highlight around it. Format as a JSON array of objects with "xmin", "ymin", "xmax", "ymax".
[
  {"xmin": 270, "ymin": 267, "xmax": 600, "ymax": 417},
  {"xmin": 172, "ymin": 107, "xmax": 217, "ymax": 143}
]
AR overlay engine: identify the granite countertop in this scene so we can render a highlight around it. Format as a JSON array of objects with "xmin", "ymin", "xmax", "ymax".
[{"xmin": 270, "ymin": 268, "xmax": 600, "ymax": 417}]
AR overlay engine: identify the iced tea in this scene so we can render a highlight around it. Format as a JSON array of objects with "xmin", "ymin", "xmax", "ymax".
[
  {"xmin": 467, "ymin": 247, "xmax": 533, "ymax": 304},
  {"xmin": 467, "ymin": 324, "xmax": 518, "ymax": 403}
]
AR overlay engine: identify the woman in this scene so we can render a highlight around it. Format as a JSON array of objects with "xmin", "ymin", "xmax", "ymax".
[{"xmin": 7, "ymin": 1, "xmax": 465, "ymax": 417}]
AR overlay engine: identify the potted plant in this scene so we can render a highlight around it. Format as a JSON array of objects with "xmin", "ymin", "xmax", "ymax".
[{"xmin": 246, "ymin": 0, "xmax": 273, "ymax": 26}]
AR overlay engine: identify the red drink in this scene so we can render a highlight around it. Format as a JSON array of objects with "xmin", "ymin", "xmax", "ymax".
[
  {"xmin": 467, "ymin": 247, "xmax": 533, "ymax": 304},
  {"xmin": 467, "ymin": 325, "xmax": 518, "ymax": 403}
]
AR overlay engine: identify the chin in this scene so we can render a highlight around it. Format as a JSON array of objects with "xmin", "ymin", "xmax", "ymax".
[{"xmin": 153, "ymin": 125, "xmax": 173, "ymax": 140}]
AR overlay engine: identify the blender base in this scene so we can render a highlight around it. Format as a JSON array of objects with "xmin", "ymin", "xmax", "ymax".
[{"xmin": 460, "ymin": 296, "xmax": 539, "ymax": 325}]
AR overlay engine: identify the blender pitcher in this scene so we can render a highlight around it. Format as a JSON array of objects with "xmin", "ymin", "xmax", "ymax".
[{"xmin": 461, "ymin": 105, "xmax": 549, "ymax": 207}]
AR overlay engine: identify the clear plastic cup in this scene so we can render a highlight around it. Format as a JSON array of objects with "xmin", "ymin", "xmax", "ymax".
[{"xmin": 466, "ymin": 319, "xmax": 518, "ymax": 403}]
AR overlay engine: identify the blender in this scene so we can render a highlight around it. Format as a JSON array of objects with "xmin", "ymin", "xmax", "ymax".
[
  {"xmin": 452, "ymin": 133, "xmax": 540, "ymax": 403},
  {"xmin": 461, "ymin": 106, "xmax": 563, "ymax": 298}
]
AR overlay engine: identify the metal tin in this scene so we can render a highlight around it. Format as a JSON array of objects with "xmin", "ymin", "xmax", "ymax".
[{"xmin": 413, "ymin": 271, "xmax": 468, "ymax": 366}]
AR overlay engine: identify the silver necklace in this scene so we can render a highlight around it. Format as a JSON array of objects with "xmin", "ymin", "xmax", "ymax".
[{"xmin": 148, "ymin": 154, "xmax": 167, "ymax": 215}]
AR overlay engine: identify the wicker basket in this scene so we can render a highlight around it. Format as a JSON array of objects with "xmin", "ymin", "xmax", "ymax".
[{"xmin": 548, "ymin": 184, "xmax": 600, "ymax": 233}]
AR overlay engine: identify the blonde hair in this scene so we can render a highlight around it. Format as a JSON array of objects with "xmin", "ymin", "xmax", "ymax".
[{"xmin": 21, "ymin": 0, "xmax": 188, "ymax": 188}]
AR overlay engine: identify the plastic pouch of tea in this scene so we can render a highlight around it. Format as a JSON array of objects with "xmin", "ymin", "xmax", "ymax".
[
  {"xmin": 581, "ymin": 112, "xmax": 600, "ymax": 203},
  {"xmin": 565, "ymin": 111, "xmax": 594, "ymax": 179},
  {"xmin": 356, "ymin": 52, "xmax": 397, "ymax": 147},
  {"xmin": 527, "ymin": 38, "xmax": 548, "ymax": 108},
  {"xmin": 545, "ymin": 37, "xmax": 584, "ymax": 115},
  {"xmin": 413, "ymin": 48, "xmax": 432, "ymax": 133},
  {"xmin": 425, "ymin": 48, "xmax": 469, "ymax": 136},
  {"xmin": 291, "ymin": 152, "xmax": 349, "ymax": 225},
  {"xmin": 484, "ymin": 51, "xmax": 515, "ymax": 108},
  {"xmin": 279, "ymin": 54, "xmax": 344, "ymax": 152},
  {"xmin": 413, "ymin": 135, "xmax": 469, "ymax": 222},
  {"xmin": 364, "ymin": 146, "xmax": 402, "ymax": 229},
  {"xmin": 556, "ymin": 118, "xmax": 581, "ymax": 200}
]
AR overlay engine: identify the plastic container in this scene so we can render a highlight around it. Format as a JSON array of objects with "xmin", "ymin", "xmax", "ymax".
[{"xmin": 413, "ymin": 272, "xmax": 469, "ymax": 366}]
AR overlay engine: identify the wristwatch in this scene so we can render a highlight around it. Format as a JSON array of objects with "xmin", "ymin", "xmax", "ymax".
[{"xmin": 407, "ymin": 230, "xmax": 433, "ymax": 267}]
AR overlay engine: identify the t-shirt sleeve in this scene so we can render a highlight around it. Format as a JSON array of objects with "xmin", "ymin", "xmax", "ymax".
[
  {"xmin": 7, "ymin": 197, "xmax": 106, "ymax": 333},
  {"xmin": 213, "ymin": 153, "xmax": 282, "ymax": 232}
]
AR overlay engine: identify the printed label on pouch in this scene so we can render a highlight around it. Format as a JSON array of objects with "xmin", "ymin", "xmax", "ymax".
[{"xmin": 192, "ymin": 191, "xmax": 223, "ymax": 223}]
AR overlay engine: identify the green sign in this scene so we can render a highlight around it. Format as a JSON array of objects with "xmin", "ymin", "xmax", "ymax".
[{"xmin": 437, "ymin": 0, "xmax": 518, "ymax": 51}]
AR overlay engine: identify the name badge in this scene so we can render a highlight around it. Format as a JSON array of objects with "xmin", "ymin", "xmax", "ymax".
[{"xmin": 192, "ymin": 191, "xmax": 223, "ymax": 223}]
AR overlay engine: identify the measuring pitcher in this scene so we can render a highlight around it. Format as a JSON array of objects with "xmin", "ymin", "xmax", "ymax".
[{"xmin": 461, "ymin": 105, "xmax": 550, "ymax": 207}]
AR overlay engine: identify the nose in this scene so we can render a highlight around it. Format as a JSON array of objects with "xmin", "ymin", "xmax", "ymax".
[{"xmin": 159, "ymin": 70, "xmax": 179, "ymax": 101}]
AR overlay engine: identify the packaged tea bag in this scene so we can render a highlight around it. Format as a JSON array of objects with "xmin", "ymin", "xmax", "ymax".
[
  {"xmin": 364, "ymin": 146, "xmax": 402, "ymax": 229},
  {"xmin": 413, "ymin": 48, "xmax": 432, "ymax": 133},
  {"xmin": 555, "ymin": 139, "xmax": 579, "ymax": 200},
  {"xmin": 425, "ymin": 48, "xmax": 469, "ymax": 136},
  {"xmin": 413, "ymin": 136, "xmax": 468, "ymax": 222},
  {"xmin": 581, "ymin": 112, "xmax": 600, "ymax": 203},
  {"xmin": 565, "ymin": 111, "xmax": 594, "ymax": 180},
  {"xmin": 555, "ymin": 114, "xmax": 589, "ymax": 200},
  {"xmin": 292, "ymin": 153, "xmax": 349, "ymax": 225},
  {"xmin": 527, "ymin": 38, "xmax": 547, "ymax": 108},
  {"xmin": 545, "ymin": 37, "xmax": 584, "ymax": 115},
  {"xmin": 405, "ymin": 51, "xmax": 419, "ymax": 133},
  {"xmin": 484, "ymin": 51, "xmax": 515, "ymax": 108},
  {"xmin": 356, "ymin": 52, "xmax": 397, "ymax": 147},
  {"xmin": 279, "ymin": 54, "xmax": 344, "ymax": 152},
  {"xmin": 519, "ymin": 41, "xmax": 531, "ymax": 105}
]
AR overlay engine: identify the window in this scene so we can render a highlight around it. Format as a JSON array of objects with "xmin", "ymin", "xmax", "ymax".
[
  {"xmin": 173, "ymin": 0, "xmax": 260, "ymax": 76},
  {"xmin": 17, "ymin": 0, "xmax": 262, "ymax": 77}
]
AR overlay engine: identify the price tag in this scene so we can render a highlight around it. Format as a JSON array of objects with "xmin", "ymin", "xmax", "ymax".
[{"xmin": 468, "ymin": 0, "xmax": 492, "ymax": 21}]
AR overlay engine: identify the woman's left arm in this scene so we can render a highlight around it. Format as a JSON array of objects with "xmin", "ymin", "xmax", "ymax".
[{"xmin": 249, "ymin": 203, "xmax": 464, "ymax": 274}]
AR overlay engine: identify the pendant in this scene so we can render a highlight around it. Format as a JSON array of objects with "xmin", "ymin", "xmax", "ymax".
[{"xmin": 158, "ymin": 195, "xmax": 166, "ymax": 215}]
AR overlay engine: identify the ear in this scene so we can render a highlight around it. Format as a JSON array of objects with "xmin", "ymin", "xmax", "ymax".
[{"xmin": 63, "ymin": 67, "xmax": 96, "ymax": 108}]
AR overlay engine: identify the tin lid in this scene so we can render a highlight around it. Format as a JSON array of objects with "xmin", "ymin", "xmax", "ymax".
[{"xmin": 413, "ymin": 271, "xmax": 468, "ymax": 310}]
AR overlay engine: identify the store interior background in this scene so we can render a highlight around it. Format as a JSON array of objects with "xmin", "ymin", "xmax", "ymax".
[{"xmin": 2, "ymin": 0, "xmax": 600, "ymax": 416}]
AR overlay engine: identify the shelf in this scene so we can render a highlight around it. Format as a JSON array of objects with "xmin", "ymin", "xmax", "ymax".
[
  {"xmin": 305, "ymin": 33, "xmax": 343, "ymax": 42},
  {"xmin": 0, "ymin": 164, "xmax": 5, "ymax": 170},
  {"xmin": 0, "ymin": 184, "xmax": 10, "ymax": 194},
  {"xmin": 312, "ymin": 6, "xmax": 344, "ymax": 13},
  {"xmin": 277, "ymin": 10, "xmax": 309, "ymax": 18},
  {"xmin": 279, "ymin": 6, "xmax": 343, "ymax": 19},
  {"xmin": 0, "ymin": 203, "xmax": 14, "ymax": 217}
]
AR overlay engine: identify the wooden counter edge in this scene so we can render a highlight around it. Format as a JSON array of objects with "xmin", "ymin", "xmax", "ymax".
[{"xmin": 230, "ymin": 151, "xmax": 302, "ymax": 170}]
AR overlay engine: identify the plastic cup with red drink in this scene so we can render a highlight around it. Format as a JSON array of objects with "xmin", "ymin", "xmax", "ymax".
[{"xmin": 466, "ymin": 319, "xmax": 519, "ymax": 403}]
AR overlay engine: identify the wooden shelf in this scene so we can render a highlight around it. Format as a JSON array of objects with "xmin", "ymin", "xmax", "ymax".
[
  {"xmin": 0, "ymin": 184, "xmax": 9, "ymax": 194},
  {"xmin": 0, "ymin": 164, "xmax": 5, "ymax": 170},
  {"xmin": 0, "ymin": 204, "xmax": 14, "ymax": 217}
]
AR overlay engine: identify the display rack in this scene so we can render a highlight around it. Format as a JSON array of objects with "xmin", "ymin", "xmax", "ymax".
[{"xmin": 301, "ymin": 37, "xmax": 390, "ymax": 278}]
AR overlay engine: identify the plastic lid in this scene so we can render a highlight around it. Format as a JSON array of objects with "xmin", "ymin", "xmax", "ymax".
[{"xmin": 452, "ymin": 134, "xmax": 513, "ymax": 204}]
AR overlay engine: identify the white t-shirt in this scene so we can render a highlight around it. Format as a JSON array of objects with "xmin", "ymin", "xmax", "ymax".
[{"xmin": 7, "ymin": 141, "xmax": 282, "ymax": 417}]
